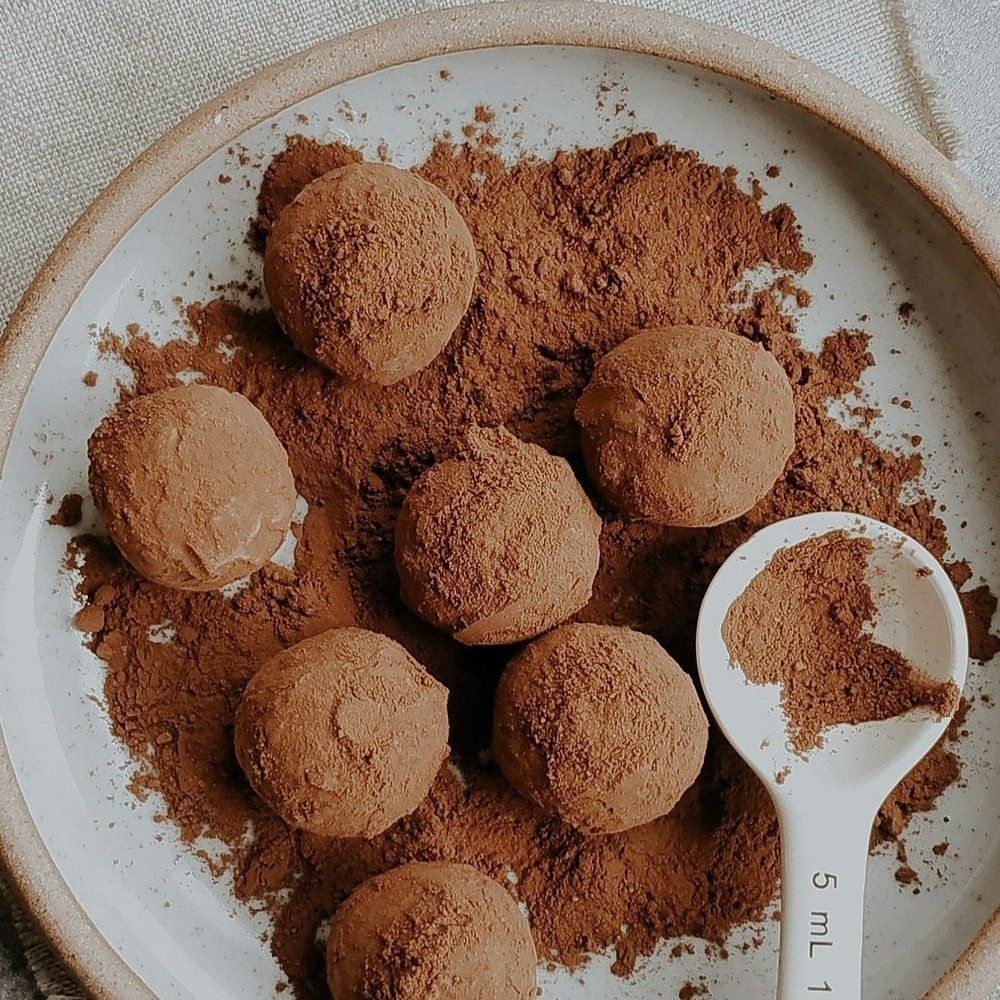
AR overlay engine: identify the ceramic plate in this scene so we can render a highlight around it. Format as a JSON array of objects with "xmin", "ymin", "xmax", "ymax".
[{"xmin": 1, "ymin": 4, "xmax": 998, "ymax": 998}]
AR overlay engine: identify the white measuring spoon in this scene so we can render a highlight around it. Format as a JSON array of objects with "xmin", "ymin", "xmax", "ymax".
[{"xmin": 696, "ymin": 512, "xmax": 968, "ymax": 1000}]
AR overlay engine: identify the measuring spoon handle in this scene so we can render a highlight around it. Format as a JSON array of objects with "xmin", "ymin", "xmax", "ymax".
[{"xmin": 776, "ymin": 798, "xmax": 876, "ymax": 1000}]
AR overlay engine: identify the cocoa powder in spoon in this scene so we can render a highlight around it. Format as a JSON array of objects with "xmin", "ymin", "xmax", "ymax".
[
  {"xmin": 723, "ymin": 530, "xmax": 960, "ymax": 752},
  {"xmin": 69, "ymin": 130, "xmax": 996, "ymax": 995}
]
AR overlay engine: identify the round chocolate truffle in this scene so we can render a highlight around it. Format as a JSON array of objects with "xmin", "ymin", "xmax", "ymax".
[
  {"xmin": 394, "ymin": 427, "xmax": 602, "ymax": 646},
  {"xmin": 264, "ymin": 161, "xmax": 477, "ymax": 385},
  {"xmin": 493, "ymin": 623, "xmax": 709, "ymax": 835},
  {"xmin": 234, "ymin": 628, "xmax": 448, "ymax": 838},
  {"xmin": 575, "ymin": 326, "xmax": 795, "ymax": 526},
  {"xmin": 88, "ymin": 384, "xmax": 296, "ymax": 591},
  {"xmin": 327, "ymin": 861, "xmax": 537, "ymax": 1000}
]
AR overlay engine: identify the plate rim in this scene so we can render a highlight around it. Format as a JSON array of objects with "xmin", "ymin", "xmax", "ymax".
[{"xmin": 1, "ymin": 3, "xmax": 997, "ymax": 997}]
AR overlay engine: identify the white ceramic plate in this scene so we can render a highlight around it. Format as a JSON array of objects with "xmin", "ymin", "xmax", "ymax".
[{"xmin": 1, "ymin": 7, "xmax": 998, "ymax": 999}]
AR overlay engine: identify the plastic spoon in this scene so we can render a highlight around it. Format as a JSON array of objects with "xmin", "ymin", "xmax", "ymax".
[{"xmin": 696, "ymin": 512, "xmax": 968, "ymax": 1000}]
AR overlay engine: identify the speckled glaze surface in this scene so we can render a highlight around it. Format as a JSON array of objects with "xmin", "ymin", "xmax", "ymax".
[{"xmin": 0, "ymin": 4, "xmax": 998, "ymax": 999}]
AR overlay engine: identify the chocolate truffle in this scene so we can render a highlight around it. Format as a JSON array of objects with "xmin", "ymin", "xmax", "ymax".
[
  {"xmin": 88, "ymin": 384, "xmax": 296, "ymax": 591},
  {"xmin": 327, "ymin": 861, "xmax": 537, "ymax": 1000},
  {"xmin": 493, "ymin": 623, "xmax": 709, "ymax": 835},
  {"xmin": 264, "ymin": 161, "xmax": 477, "ymax": 385},
  {"xmin": 394, "ymin": 427, "xmax": 602, "ymax": 645},
  {"xmin": 575, "ymin": 326, "xmax": 795, "ymax": 526},
  {"xmin": 234, "ymin": 628, "xmax": 448, "ymax": 838}
]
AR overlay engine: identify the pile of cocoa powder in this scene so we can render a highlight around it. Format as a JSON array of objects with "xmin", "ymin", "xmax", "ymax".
[
  {"xmin": 67, "ymin": 129, "xmax": 998, "ymax": 996},
  {"xmin": 723, "ymin": 531, "xmax": 961, "ymax": 751}
]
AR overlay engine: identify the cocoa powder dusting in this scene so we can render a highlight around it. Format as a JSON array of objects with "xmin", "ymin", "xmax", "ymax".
[
  {"xmin": 723, "ymin": 531, "xmax": 960, "ymax": 751},
  {"xmin": 70, "ymin": 132, "xmax": 998, "ymax": 995}
]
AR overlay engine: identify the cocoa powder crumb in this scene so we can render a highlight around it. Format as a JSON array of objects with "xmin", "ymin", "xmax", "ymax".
[
  {"xmin": 959, "ymin": 584, "xmax": 1000, "ymax": 661},
  {"xmin": 679, "ymin": 982, "xmax": 709, "ymax": 999},
  {"xmin": 48, "ymin": 492, "xmax": 83, "ymax": 527},
  {"xmin": 73, "ymin": 603, "xmax": 105, "ymax": 633},
  {"xmin": 72, "ymin": 131, "xmax": 997, "ymax": 996},
  {"xmin": 723, "ymin": 531, "xmax": 960, "ymax": 751},
  {"xmin": 82, "ymin": 369, "xmax": 98, "ymax": 387}
]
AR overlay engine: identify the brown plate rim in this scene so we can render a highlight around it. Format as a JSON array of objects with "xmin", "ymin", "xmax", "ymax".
[{"xmin": 0, "ymin": 3, "xmax": 997, "ymax": 997}]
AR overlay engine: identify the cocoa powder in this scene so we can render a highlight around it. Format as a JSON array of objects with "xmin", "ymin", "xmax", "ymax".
[
  {"xmin": 48, "ymin": 491, "xmax": 82, "ymax": 527},
  {"xmin": 69, "ymin": 131, "xmax": 998, "ymax": 996},
  {"xmin": 722, "ymin": 531, "xmax": 960, "ymax": 751}
]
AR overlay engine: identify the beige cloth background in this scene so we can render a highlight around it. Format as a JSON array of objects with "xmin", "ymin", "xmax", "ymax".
[{"xmin": 0, "ymin": 0, "xmax": 997, "ymax": 997}]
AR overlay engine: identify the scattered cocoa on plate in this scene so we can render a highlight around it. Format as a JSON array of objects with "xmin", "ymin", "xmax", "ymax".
[{"xmin": 67, "ymin": 127, "xmax": 998, "ymax": 995}]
